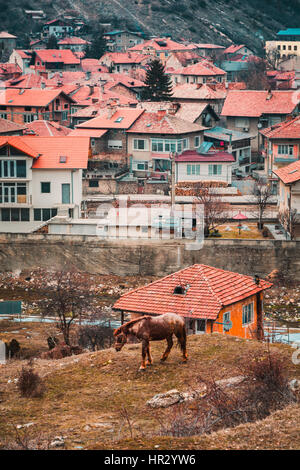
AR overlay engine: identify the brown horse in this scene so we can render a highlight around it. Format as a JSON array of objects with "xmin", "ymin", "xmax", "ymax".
[{"xmin": 113, "ymin": 313, "xmax": 188, "ymax": 370}]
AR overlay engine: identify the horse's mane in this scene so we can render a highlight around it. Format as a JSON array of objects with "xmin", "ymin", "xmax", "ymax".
[{"xmin": 113, "ymin": 315, "xmax": 150, "ymax": 336}]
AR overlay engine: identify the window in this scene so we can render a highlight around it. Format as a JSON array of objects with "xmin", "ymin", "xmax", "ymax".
[
  {"xmin": 133, "ymin": 139, "xmax": 147, "ymax": 151},
  {"xmin": 41, "ymin": 182, "xmax": 51, "ymax": 193},
  {"xmin": 0, "ymin": 113, "xmax": 7, "ymax": 119},
  {"xmin": 91, "ymin": 138, "xmax": 96, "ymax": 147},
  {"xmin": 194, "ymin": 136, "xmax": 201, "ymax": 148},
  {"xmin": 151, "ymin": 138, "xmax": 189, "ymax": 153},
  {"xmin": 0, "ymin": 208, "xmax": 29, "ymax": 222},
  {"xmin": 278, "ymin": 144, "xmax": 294, "ymax": 156},
  {"xmin": 34, "ymin": 208, "xmax": 57, "ymax": 221},
  {"xmin": 108, "ymin": 140, "xmax": 123, "ymax": 149},
  {"xmin": 0, "ymin": 160, "xmax": 26, "ymax": 178},
  {"xmin": 242, "ymin": 303, "xmax": 253, "ymax": 325},
  {"xmin": 132, "ymin": 160, "xmax": 148, "ymax": 171},
  {"xmin": 208, "ymin": 164, "xmax": 222, "ymax": 176},
  {"xmin": 0, "ymin": 182, "xmax": 27, "ymax": 203},
  {"xmin": 89, "ymin": 179, "xmax": 99, "ymax": 187},
  {"xmin": 223, "ymin": 312, "xmax": 230, "ymax": 332},
  {"xmin": 235, "ymin": 117, "xmax": 249, "ymax": 128},
  {"xmin": 61, "ymin": 111, "xmax": 68, "ymax": 121},
  {"xmin": 187, "ymin": 164, "xmax": 200, "ymax": 175},
  {"xmin": 23, "ymin": 114, "xmax": 36, "ymax": 123}
]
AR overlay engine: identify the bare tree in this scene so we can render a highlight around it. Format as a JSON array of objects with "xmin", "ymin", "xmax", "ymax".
[
  {"xmin": 238, "ymin": 58, "xmax": 270, "ymax": 90},
  {"xmin": 32, "ymin": 270, "xmax": 99, "ymax": 346},
  {"xmin": 279, "ymin": 208, "xmax": 298, "ymax": 240},
  {"xmin": 265, "ymin": 47, "xmax": 282, "ymax": 70},
  {"xmin": 193, "ymin": 182, "xmax": 229, "ymax": 236},
  {"xmin": 251, "ymin": 179, "xmax": 274, "ymax": 229}
]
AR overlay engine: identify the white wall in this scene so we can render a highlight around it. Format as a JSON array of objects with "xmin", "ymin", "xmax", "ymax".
[
  {"xmin": 176, "ymin": 161, "xmax": 232, "ymax": 184},
  {"xmin": 32, "ymin": 169, "xmax": 82, "ymax": 209}
]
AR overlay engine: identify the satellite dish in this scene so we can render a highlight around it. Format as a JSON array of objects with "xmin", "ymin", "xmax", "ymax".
[{"xmin": 223, "ymin": 320, "xmax": 233, "ymax": 331}]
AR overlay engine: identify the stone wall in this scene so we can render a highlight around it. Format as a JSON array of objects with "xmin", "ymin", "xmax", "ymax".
[{"xmin": 0, "ymin": 234, "xmax": 299, "ymax": 280}]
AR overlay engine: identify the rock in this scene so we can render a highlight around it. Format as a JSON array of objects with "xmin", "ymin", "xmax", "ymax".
[
  {"xmin": 83, "ymin": 425, "xmax": 91, "ymax": 432},
  {"xmin": 147, "ymin": 376, "xmax": 246, "ymax": 409},
  {"xmin": 289, "ymin": 379, "xmax": 300, "ymax": 392},
  {"xmin": 16, "ymin": 422, "xmax": 35, "ymax": 429},
  {"xmin": 50, "ymin": 436, "xmax": 65, "ymax": 448}
]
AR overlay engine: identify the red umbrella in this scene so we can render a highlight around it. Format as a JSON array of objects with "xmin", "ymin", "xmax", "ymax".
[{"xmin": 233, "ymin": 211, "xmax": 248, "ymax": 235}]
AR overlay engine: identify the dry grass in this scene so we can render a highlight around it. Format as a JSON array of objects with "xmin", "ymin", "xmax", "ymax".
[
  {"xmin": 216, "ymin": 223, "xmax": 267, "ymax": 239},
  {"xmin": 0, "ymin": 331, "xmax": 299, "ymax": 450}
]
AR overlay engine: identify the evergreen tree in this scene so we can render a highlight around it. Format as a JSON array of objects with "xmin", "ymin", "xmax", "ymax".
[
  {"xmin": 142, "ymin": 59, "xmax": 173, "ymax": 101},
  {"xmin": 46, "ymin": 35, "xmax": 58, "ymax": 49},
  {"xmin": 84, "ymin": 30, "xmax": 107, "ymax": 59}
]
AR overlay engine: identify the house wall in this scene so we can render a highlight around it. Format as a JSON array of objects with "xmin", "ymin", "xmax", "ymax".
[
  {"xmin": 171, "ymin": 73, "xmax": 226, "ymax": 86},
  {"xmin": 226, "ymin": 116, "xmax": 259, "ymax": 151},
  {"xmin": 176, "ymin": 161, "xmax": 232, "ymax": 184},
  {"xmin": 212, "ymin": 293, "xmax": 262, "ymax": 339},
  {"xmin": 266, "ymin": 40, "xmax": 300, "ymax": 59},
  {"xmin": 32, "ymin": 169, "xmax": 82, "ymax": 209}
]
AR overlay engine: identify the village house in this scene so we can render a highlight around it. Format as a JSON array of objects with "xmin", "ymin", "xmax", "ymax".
[
  {"xmin": 273, "ymin": 159, "xmax": 300, "ymax": 239},
  {"xmin": 9, "ymin": 50, "xmax": 33, "ymax": 74},
  {"xmin": 193, "ymin": 43, "xmax": 225, "ymax": 59},
  {"xmin": 30, "ymin": 38, "xmax": 48, "ymax": 50},
  {"xmin": 266, "ymin": 28, "xmax": 300, "ymax": 61},
  {"xmin": 99, "ymin": 52, "xmax": 150, "ymax": 74},
  {"xmin": 128, "ymin": 37, "xmax": 195, "ymax": 64},
  {"xmin": 203, "ymin": 126, "xmax": 256, "ymax": 176},
  {"xmin": 126, "ymin": 109, "xmax": 206, "ymax": 178},
  {"xmin": 171, "ymin": 83, "xmax": 227, "ymax": 114},
  {"xmin": 0, "ymin": 32, "xmax": 17, "ymax": 60},
  {"xmin": 221, "ymin": 90, "xmax": 300, "ymax": 153},
  {"xmin": 0, "ymin": 63, "xmax": 22, "ymax": 81},
  {"xmin": 175, "ymin": 147, "xmax": 235, "ymax": 185},
  {"xmin": 113, "ymin": 264, "xmax": 272, "ymax": 340},
  {"xmin": 165, "ymin": 51, "xmax": 202, "ymax": 70},
  {"xmin": 223, "ymin": 44, "xmax": 254, "ymax": 59},
  {"xmin": 30, "ymin": 49, "xmax": 81, "ymax": 73},
  {"xmin": 42, "ymin": 18, "xmax": 74, "ymax": 40},
  {"xmin": 137, "ymin": 101, "xmax": 219, "ymax": 128},
  {"xmin": 260, "ymin": 115, "xmax": 300, "ymax": 189},
  {"xmin": 169, "ymin": 60, "xmax": 227, "ymax": 86},
  {"xmin": 0, "ymin": 88, "xmax": 75, "ymax": 127},
  {"xmin": 103, "ymin": 30, "xmax": 145, "ymax": 53},
  {"xmin": 58, "ymin": 37, "xmax": 91, "ymax": 53},
  {"xmin": 0, "ymin": 135, "xmax": 90, "ymax": 233}
]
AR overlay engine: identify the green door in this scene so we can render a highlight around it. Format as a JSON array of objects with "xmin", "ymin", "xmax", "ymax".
[{"xmin": 62, "ymin": 183, "xmax": 70, "ymax": 204}]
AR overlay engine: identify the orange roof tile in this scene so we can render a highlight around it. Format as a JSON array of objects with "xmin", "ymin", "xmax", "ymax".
[
  {"xmin": 260, "ymin": 115, "xmax": 300, "ymax": 139},
  {"xmin": 69, "ymin": 128, "xmax": 107, "ymax": 138},
  {"xmin": 170, "ymin": 60, "xmax": 226, "ymax": 76},
  {"xmin": 113, "ymin": 264, "xmax": 272, "ymax": 319},
  {"xmin": 35, "ymin": 49, "xmax": 80, "ymax": 65},
  {"xmin": 0, "ymin": 136, "xmax": 89, "ymax": 169},
  {"xmin": 0, "ymin": 88, "xmax": 74, "ymax": 107},
  {"xmin": 24, "ymin": 120, "xmax": 71, "ymax": 137},
  {"xmin": 273, "ymin": 159, "xmax": 300, "ymax": 184},
  {"xmin": 127, "ymin": 111, "xmax": 206, "ymax": 134},
  {"xmin": 77, "ymin": 107, "xmax": 144, "ymax": 129},
  {"xmin": 128, "ymin": 37, "xmax": 190, "ymax": 52},
  {"xmin": 221, "ymin": 90, "xmax": 299, "ymax": 117},
  {"xmin": 172, "ymin": 83, "xmax": 226, "ymax": 100},
  {"xmin": 58, "ymin": 36, "xmax": 90, "ymax": 45}
]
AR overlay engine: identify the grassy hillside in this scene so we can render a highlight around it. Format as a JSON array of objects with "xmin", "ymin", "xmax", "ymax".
[
  {"xmin": 3, "ymin": 0, "xmax": 300, "ymax": 53},
  {"xmin": 0, "ymin": 329, "xmax": 299, "ymax": 450}
]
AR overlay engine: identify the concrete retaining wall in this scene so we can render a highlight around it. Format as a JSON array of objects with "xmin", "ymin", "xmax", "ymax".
[{"xmin": 0, "ymin": 234, "xmax": 299, "ymax": 280}]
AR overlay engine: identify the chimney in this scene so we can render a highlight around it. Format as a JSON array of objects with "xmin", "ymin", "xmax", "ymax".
[
  {"xmin": 196, "ymin": 83, "xmax": 202, "ymax": 89},
  {"xmin": 266, "ymin": 89, "xmax": 273, "ymax": 100},
  {"xmin": 85, "ymin": 70, "xmax": 91, "ymax": 80},
  {"xmin": 157, "ymin": 109, "xmax": 166, "ymax": 120},
  {"xmin": 168, "ymin": 102, "xmax": 178, "ymax": 115},
  {"xmin": 88, "ymin": 84, "xmax": 94, "ymax": 95},
  {"xmin": 41, "ymin": 81, "xmax": 46, "ymax": 89}
]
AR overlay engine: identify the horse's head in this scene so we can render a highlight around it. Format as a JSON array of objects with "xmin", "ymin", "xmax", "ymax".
[{"xmin": 114, "ymin": 331, "xmax": 127, "ymax": 352}]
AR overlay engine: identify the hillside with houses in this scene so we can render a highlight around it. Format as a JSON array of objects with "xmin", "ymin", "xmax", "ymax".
[{"xmin": 0, "ymin": 1, "xmax": 299, "ymax": 454}]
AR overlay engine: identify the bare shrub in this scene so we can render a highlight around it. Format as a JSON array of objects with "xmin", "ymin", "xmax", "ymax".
[
  {"xmin": 17, "ymin": 364, "xmax": 46, "ymax": 398},
  {"xmin": 78, "ymin": 325, "xmax": 114, "ymax": 351},
  {"xmin": 157, "ymin": 350, "xmax": 296, "ymax": 437},
  {"xmin": 2, "ymin": 426, "xmax": 51, "ymax": 450}
]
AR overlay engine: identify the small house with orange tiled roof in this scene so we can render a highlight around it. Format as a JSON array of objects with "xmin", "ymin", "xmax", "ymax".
[
  {"xmin": 0, "ymin": 135, "xmax": 90, "ymax": 232},
  {"xmin": 113, "ymin": 264, "xmax": 272, "ymax": 340}
]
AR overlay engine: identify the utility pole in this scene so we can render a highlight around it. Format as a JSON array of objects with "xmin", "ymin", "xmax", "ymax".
[{"xmin": 170, "ymin": 152, "xmax": 177, "ymax": 212}]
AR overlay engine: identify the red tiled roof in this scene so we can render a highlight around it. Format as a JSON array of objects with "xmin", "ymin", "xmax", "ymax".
[
  {"xmin": 224, "ymin": 44, "xmax": 245, "ymax": 54},
  {"xmin": 35, "ymin": 49, "xmax": 80, "ymax": 65},
  {"xmin": 77, "ymin": 107, "xmax": 144, "ymax": 129},
  {"xmin": 58, "ymin": 36, "xmax": 90, "ymax": 45},
  {"xmin": 175, "ymin": 150, "xmax": 235, "ymax": 162},
  {"xmin": 24, "ymin": 120, "xmax": 71, "ymax": 137},
  {"xmin": 260, "ymin": 115, "xmax": 300, "ymax": 139},
  {"xmin": 101, "ymin": 52, "xmax": 148, "ymax": 64},
  {"xmin": 0, "ymin": 136, "xmax": 89, "ymax": 169},
  {"xmin": 0, "ymin": 88, "xmax": 74, "ymax": 107},
  {"xmin": 0, "ymin": 31, "xmax": 17, "ymax": 39},
  {"xmin": 128, "ymin": 37, "xmax": 190, "ymax": 52},
  {"xmin": 221, "ymin": 90, "xmax": 299, "ymax": 117},
  {"xmin": 0, "ymin": 117, "xmax": 25, "ymax": 134},
  {"xmin": 69, "ymin": 128, "xmax": 107, "ymax": 138},
  {"xmin": 5, "ymin": 73, "xmax": 45, "ymax": 89},
  {"xmin": 113, "ymin": 264, "xmax": 272, "ymax": 319},
  {"xmin": 170, "ymin": 60, "xmax": 226, "ymax": 76},
  {"xmin": 81, "ymin": 59, "xmax": 108, "ymax": 73},
  {"xmin": 13, "ymin": 50, "xmax": 32, "ymax": 59},
  {"xmin": 273, "ymin": 159, "xmax": 300, "ymax": 184},
  {"xmin": 127, "ymin": 111, "xmax": 206, "ymax": 134},
  {"xmin": 172, "ymin": 83, "xmax": 226, "ymax": 100},
  {"xmin": 0, "ymin": 63, "xmax": 22, "ymax": 74}
]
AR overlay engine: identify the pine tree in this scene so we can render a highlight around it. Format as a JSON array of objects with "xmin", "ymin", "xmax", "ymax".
[
  {"xmin": 46, "ymin": 35, "xmax": 58, "ymax": 49},
  {"xmin": 142, "ymin": 59, "xmax": 173, "ymax": 101},
  {"xmin": 84, "ymin": 31, "xmax": 107, "ymax": 59}
]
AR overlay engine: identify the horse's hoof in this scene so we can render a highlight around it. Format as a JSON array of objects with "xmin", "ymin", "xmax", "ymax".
[{"xmin": 139, "ymin": 367, "xmax": 146, "ymax": 371}]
